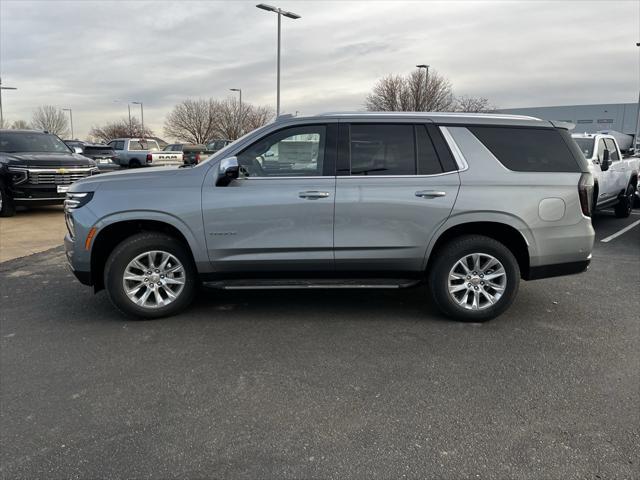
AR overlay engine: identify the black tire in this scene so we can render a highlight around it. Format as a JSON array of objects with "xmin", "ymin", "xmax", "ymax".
[
  {"xmin": 614, "ymin": 183, "xmax": 634, "ymax": 218},
  {"xmin": 428, "ymin": 235, "xmax": 520, "ymax": 322},
  {"xmin": 104, "ymin": 232, "xmax": 197, "ymax": 319},
  {"xmin": 0, "ymin": 179, "xmax": 16, "ymax": 217},
  {"xmin": 129, "ymin": 159, "xmax": 141, "ymax": 168}
]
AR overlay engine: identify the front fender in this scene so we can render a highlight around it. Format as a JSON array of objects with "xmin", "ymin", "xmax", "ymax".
[{"xmin": 91, "ymin": 210, "xmax": 209, "ymax": 268}]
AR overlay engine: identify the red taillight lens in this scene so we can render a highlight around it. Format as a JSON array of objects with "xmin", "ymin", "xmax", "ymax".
[
  {"xmin": 146, "ymin": 153, "xmax": 152, "ymax": 162},
  {"xmin": 195, "ymin": 154, "xmax": 200, "ymax": 164},
  {"xmin": 578, "ymin": 173, "xmax": 594, "ymax": 217}
]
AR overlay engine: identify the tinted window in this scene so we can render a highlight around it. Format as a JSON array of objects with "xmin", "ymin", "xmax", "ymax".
[
  {"xmin": 429, "ymin": 125, "xmax": 458, "ymax": 172},
  {"xmin": 416, "ymin": 125, "xmax": 443, "ymax": 174},
  {"xmin": 604, "ymin": 138, "xmax": 619, "ymax": 160},
  {"xmin": 350, "ymin": 124, "xmax": 414, "ymax": 176},
  {"xmin": 238, "ymin": 125, "xmax": 326, "ymax": 177},
  {"xmin": 469, "ymin": 127, "xmax": 581, "ymax": 172}
]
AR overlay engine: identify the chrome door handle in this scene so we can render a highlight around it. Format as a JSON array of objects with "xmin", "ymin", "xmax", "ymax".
[
  {"xmin": 299, "ymin": 191, "xmax": 330, "ymax": 199},
  {"xmin": 415, "ymin": 190, "xmax": 447, "ymax": 198}
]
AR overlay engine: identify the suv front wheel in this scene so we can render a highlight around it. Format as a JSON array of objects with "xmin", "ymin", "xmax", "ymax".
[
  {"xmin": 104, "ymin": 232, "xmax": 197, "ymax": 319},
  {"xmin": 428, "ymin": 235, "xmax": 520, "ymax": 322}
]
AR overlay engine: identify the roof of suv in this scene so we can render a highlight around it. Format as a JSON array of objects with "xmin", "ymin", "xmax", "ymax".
[{"xmin": 276, "ymin": 111, "xmax": 550, "ymax": 128}]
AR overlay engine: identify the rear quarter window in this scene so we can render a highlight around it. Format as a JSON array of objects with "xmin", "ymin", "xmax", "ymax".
[{"xmin": 468, "ymin": 126, "xmax": 584, "ymax": 173}]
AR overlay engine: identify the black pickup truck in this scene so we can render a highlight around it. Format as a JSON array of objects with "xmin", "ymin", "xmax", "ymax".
[{"xmin": 0, "ymin": 129, "xmax": 97, "ymax": 216}]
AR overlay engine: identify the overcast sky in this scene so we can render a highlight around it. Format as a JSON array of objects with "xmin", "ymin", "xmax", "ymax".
[{"xmin": 1, "ymin": 0, "xmax": 639, "ymax": 139}]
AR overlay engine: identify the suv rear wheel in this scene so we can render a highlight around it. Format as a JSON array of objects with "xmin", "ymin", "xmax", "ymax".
[
  {"xmin": 428, "ymin": 235, "xmax": 520, "ymax": 322},
  {"xmin": 104, "ymin": 232, "xmax": 197, "ymax": 319}
]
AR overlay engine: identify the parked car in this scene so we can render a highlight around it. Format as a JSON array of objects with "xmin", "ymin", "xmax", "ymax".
[
  {"xmin": 80, "ymin": 144, "xmax": 120, "ymax": 172},
  {"xmin": 64, "ymin": 140, "xmax": 89, "ymax": 152},
  {"xmin": 0, "ymin": 129, "xmax": 97, "ymax": 217},
  {"xmin": 572, "ymin": 133, "xmax": 639, "ymax": 217},
  {"xmin": 64, "ymin": 112, "xmax": 595, "ymax": 321},
  {"xmin": 107, "ymin": 138, "xmax": 183, "ymax": 168},
  {"xmin": 163, "ymin": 143, "xmax": 214, "ymax": 165},
  {"xmin": 206, "ymin": 139, "xmax": 232, "ymax": 153}
]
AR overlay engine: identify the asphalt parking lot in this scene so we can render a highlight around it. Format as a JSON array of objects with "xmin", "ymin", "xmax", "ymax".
[{"xmin": 1, "ymin": 211, "xmax": 638, "ymax": 479}]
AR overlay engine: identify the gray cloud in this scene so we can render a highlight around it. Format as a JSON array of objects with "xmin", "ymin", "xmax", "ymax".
[{"xmin": 1, "ymin": 0, "xmax": 638, "ymax": 139}]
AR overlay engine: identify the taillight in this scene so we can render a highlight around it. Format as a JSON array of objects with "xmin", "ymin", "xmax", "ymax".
[
  {"xmin": 195, "ymin": 154, "xmax": 201, "ymax": 164},
  {"xmin": 578, "ymin": 173, "xmax": 594, "ymax": 217},
  {"xmin": 146, "ymin": 153, "xmax": 152, "ymax": 163}
]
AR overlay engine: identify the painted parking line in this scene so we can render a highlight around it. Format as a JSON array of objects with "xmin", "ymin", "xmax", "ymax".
[
  {"xmin": 601, "ymin": 219, "xmax": 640, "ymax": 243},
  {"xmin": 601, "ymin": 209, "xmax": 640, "ymax": 216}
]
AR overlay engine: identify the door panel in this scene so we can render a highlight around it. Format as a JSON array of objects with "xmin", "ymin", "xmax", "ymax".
[
  {"xmin": 334, "ymin": 175, "xmax": 459, "ymax": 272},
  {"xmin": 334, "ymin": 123, "xmax": 460, "ymax": 272},
  {"xmin": 201, "ymin": 122, "xmax": 337, "ymax": 273},
  {"xmin": 202, "ymin": 178, "xmax": 335, "ymax": 272}
]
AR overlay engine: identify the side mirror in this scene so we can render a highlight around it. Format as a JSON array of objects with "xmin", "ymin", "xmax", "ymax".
[
  {"xmin": 73, "ymin": 146, "xmax": 83, "ymax": 154},
  {"xmin": 600, "ymin": 150, "xmax": 610, "ymax": 171},
  {"xmin": 216, "ymin": 156, "xmax": 239, "ymax": 186}
]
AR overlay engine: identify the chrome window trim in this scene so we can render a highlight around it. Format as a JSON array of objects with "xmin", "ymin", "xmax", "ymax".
[
  {"xmin": 439, "ymin": 126, "xmax": 469, "ymax": 172},
  {"xmin": 240, "ymin": 176, "xmax": 334, "ymax": 180},
  {"xmin": 338, "ymin": 171, "xmax": 460, "ymax": 179},
  {"xmin": 240, "ymin": 172, "xmax": 461, "ymax": 180}
]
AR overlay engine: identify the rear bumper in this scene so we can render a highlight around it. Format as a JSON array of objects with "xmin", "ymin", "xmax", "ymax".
[{"xmin": 525, "ymin": 257, "xmax": 591, "ymax": 280}]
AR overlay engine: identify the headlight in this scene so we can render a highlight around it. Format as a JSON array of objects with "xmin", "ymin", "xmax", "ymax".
[
  {"xmin": 7, "ymin": 167, "xmax": 28, "ymax": 185},
  {"xmin": 64, "ymin": 191, "xmax": 94, "ymax": 212}
]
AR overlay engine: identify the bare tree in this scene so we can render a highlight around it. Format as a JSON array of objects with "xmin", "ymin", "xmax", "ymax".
[
  {"xmin": 163, "ymin": 99, "xmax": 218, "ymax": 144},
  {"xmin": 163, "ymin": 97, "xmax": 274, "ymax": 143},
  {"xmin": 455, "ymin": 95, "xmax": 496, "ymax": 113},
  {"xmin": 31, "ymin": 105, "xmax": 69, "ymax": 137},
  {"xmin": 365, "ymin": 69, "xmax": 456, "ymax": 112},
  {"xmin": 10, "ymin": 119, "xmax": 31, "ymax": 129},
  {"xmin": 89, "ymin": 117, "xmax": 153, "ymax": 143}
]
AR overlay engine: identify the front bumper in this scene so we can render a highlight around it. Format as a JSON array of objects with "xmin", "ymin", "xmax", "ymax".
[{"xmin": 64, "ymin": 233, "xmax": 93, "ymax": 285}]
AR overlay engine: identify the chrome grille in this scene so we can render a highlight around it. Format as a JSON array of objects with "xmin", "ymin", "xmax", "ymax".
[{"xmin": 28, "ymin": 169, "xmax": 94, "ymax": 185}]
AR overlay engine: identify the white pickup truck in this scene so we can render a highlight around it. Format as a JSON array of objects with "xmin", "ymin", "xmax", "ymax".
[
  {"xmin": 107, "ymin": 138, "xmax": 183, "ymax": 168},
  {"xmin": 572, "ymin": 133, "xmax": 639, "ymax": 218}
]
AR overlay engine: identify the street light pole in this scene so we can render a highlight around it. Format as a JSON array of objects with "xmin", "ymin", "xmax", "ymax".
[
  {"xmin": 0, "ymin": 77, "xmax": 18, "ymax": 127},
  {"xmin": 635, "ymin": 42, "xmax": 640, "ymax": 152},
  {"xmin": 63, "ymin": 108, "xmax": 74, "ymax": 139},
  {"xmin": 416, "ymin": 64, "xmax": 430, "ymax": 111},
  {"xmin": 127, "ymin": 104, "xmax": 132, "ymax": 136},
  {"xmin": 256, "ymin": 4, "xmax": 301, "ymax": 117},
  {"xmin": 230, "ymin": 88, "xmax": 242, "ymax": 135},
  {"xmin": 132, "ymin": 101, "xmax": 144, "ymax": 139}
]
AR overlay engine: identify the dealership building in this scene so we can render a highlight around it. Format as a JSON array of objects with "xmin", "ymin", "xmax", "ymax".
[{"xmin": 497, "ymin": 102, "xmax": 639, "ymax": 139}]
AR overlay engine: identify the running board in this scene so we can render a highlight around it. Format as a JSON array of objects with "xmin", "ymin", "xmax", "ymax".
[{"xmin": 203, "ymin": 278, "xmax": 422, "ymax": 290}]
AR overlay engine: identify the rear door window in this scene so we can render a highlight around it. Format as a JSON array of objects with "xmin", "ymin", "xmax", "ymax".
[
  {"xmin": 416, "ymin": 125, "xmax": 444, "ymax": 175},
  {"xmin": 350, "ymin": 124, "xmax": 415, "ymax": 175},
  {"xmin": 468, "ymin": 126, "xmax": 582, "ymax": 172}
]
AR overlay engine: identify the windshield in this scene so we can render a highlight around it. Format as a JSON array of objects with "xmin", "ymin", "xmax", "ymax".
[
  {"xmin": 573, "ymin": 138, "xmax": 595, "ymax": 159},
  {"xmin": 0, "ymin": 132, "xmax": 72, "ymax": 153}
]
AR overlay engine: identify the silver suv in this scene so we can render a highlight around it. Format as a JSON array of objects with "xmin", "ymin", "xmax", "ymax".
[{"xmin": 64, "ymin": 112, "xmax": 595, "ymax": 322}]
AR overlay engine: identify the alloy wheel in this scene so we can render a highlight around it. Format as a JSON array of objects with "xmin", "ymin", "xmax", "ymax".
[
  {"xmin": 122, "ymin": 250, "xmax": 186, "ymax": 309},
  {"xmin": 448, "ymin": 253, "xmax": 507, "ymax": 311}
]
